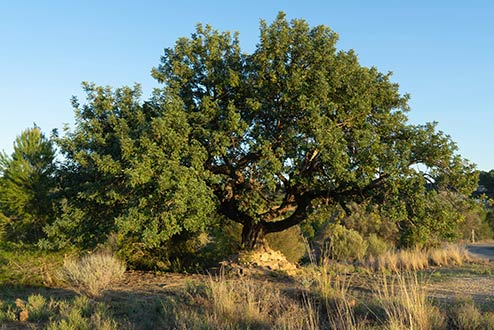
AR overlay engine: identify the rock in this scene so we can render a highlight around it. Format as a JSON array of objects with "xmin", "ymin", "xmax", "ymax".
[
  {"xmin": 219, "ymin": 246, "xmax": 299, "ymax": 276},
  {"xmin": 240, "ymin": 247, "xmax": 298, "ymax": 272},
  {"xmin": 19, "ymin": 309, "xmax": 29, "ymax": 322}
]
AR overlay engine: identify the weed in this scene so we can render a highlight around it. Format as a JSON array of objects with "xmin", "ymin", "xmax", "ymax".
[
  {"xmin": 46, "ymin": 295, "xmax": 118, "ymax": 330},
  {"xmin": 58, "ymin": 252, "xmax": 125, "ymax": 297}
]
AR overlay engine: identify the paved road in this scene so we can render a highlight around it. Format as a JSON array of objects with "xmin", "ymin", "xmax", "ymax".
[{"xmin": 466, "ymin": 241, "xmax": 494, "ymax": 260}]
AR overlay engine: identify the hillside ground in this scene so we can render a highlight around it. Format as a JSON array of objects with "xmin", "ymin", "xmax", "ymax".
[{"xmin": 1, "ymin": 242, "xmax": 494, "ymax": 329}]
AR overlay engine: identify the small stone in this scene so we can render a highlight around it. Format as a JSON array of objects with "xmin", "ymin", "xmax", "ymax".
[{"xmin": 19, "ymin": 310, "xmax": 29, "ymax": 322}]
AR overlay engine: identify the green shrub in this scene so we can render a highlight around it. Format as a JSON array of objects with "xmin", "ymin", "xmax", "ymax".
[
  {"xmin": 316, "ymin": 224, "xmax": 367, "ymax": 262},
  {"xmin": 341, "ymin": 202, "xmax": 398, "ymax": 240},
  {"xmin": 192, "ymin": 222, "xmax": 243, "ymax": 269},
  {"xmin": 366, "ymin": 234, "xmax": 391, "ymax": 257},
  {"xmin": 0, "ymin": 241, "xmax": 65, "ymax": 286},
  {"xmin": 267, "ymin": 225, "xmax": 306, "ymax": 264},
  {"xmin": 46, "ymin": 296, "xmax": 118, "ymax": 330},
  {"xmin": 449, "ymin": 296, "xmax": 482, "ymax": 330},
  {"xmin": 26, "ymin": 294, "xmax": 50, "ymax": 321},
  {"xmin": 481, "ymin": 312, "xmax": 494, "ymax": 330},
  {"xmin": 116, "ymin": 229, "xmax": 212, "ymax": 272}
]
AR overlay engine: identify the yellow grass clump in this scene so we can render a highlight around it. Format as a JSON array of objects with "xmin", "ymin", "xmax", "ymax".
[
  {"xmin": 58, "ymin": 252, "xmax": 126, "ymax": 297},
  {"xmin": 366, "ymin": 244, "xmax": 471, "ymax": 272}
]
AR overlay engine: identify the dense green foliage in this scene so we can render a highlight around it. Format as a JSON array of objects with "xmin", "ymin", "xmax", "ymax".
[
  {"xmin": 476, "ymin": 170, "xmax": 494, "ymax": 197},
  {"xmin": 0, "ymin": 127, "xmax": 56, "ymax": 242},
  {"xmin": 151, "ymin": 12, "xmax": 477, "ymax": 248},
  {"xmin": 316, "ymin": 223, "xmax": 368, "ymax": 261},
  {"xmin": 49, "ymin": 84, "xmax": 215, "ymax": 264},
  {"xmin": 0, "ymin": 13, "xmax": 486, "ymax": 268}
]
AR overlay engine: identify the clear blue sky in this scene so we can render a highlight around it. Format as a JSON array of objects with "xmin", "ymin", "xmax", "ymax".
[{"xmin": 1, "ymin": 1, "xmax": 492, "ymax": 170}]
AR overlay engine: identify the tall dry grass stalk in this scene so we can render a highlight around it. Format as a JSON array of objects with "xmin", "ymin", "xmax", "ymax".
[
  {"xmin": 374, "ymin": 271, "xmax": 431, "ymax": 330},
  {"xmin": 58, "ymin": 252, "xmax": 126, "ymax": 297},
  {"xmin": 314, "ymin": 258, "xmax": 364, "ymax": 330}
]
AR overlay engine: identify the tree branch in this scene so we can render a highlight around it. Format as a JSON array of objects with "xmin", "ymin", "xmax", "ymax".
[{"xmin": 262, "ymin": 194, "xmax": 311, "ymax": 233}]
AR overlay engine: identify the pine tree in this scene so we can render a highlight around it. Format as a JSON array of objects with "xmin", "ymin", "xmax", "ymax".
[{"xmin": 0, "ymin": 126, "xmax": 56, "ymax": 242}]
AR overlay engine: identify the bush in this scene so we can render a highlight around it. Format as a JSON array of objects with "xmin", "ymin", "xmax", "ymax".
[
  {"xmin": 340, "ymin": 202, "xmax": 399, "ymax": 242},
  {"xmin": 449, "ymin": 296, "xmax": 482, "ymax": 330},
  {"xmin": 266, "ymin": 225, "xmax": 306, "ymax": 264},
  {"xmin": 58, "ymin": 252, "xmax": 125, "ymax": 297},
  {"xmin": 193, "ymin": 222, "xmax": 243, "ymax": 269},
  {"xmin": 116, "ymin": 230, "xmax": 212, "ymax": 272},
  {"xmin": 26, "ymin": 294, "xmax": 50, "ymax": 321},
  {"xmin": 366, "ymin": 234, "xmax": 391, "ymax": 257},
  {"xmin": 316, "ymin": 224, "xmax": 367, "ymax": 262},
  {"xmin": 481, "ymin": 312, "xmax": 494, "ymax": 330}
]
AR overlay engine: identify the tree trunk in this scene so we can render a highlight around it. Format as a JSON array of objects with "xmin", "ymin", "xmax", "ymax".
[{"xmin": 241, "ymin": 221, "xmax": 267, "ymax": 250}]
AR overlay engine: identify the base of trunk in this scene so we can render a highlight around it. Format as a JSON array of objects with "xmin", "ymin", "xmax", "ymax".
[{"xmin": 241, "ymin": 221, "xmax": 268, "ymax": 250}]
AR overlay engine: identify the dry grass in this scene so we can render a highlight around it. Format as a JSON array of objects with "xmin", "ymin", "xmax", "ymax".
[
  {"xmin": 168, "ymin": 271, "xmax": 320, "ymax": 330},
  {"xmin": 3, "ymin": 260, "xmax": 494, "ymax": 329},
  {"xmin": 311, "ymin": 258, "xmax": 365, "ymax": 330},
  {"xmin": 399, "ymin": 248, "xmax": 429, "ymax": 271},
  {"xmin": 298, "ymin": 258, "xmax": 363, "ymax": 330},
  {"xmin": 429, "ymin": 248, "xmax": 449, "ymax": 267},
  {"xmin": 376, "ymin": 250, "xmax": 400, "ymax": 273},
  {"xmin": 366, "ymin": 244, "xmax": 471, "ymax": 272},
  {"xmin": 374, "ymin": 271, "xmax": 432, "ymax": 330},
  {"xmin": 3, "ymin": 243, "xmax": 492, "ymax": 329},
  {"xmin": 58, "ymin": 252, "xmax": 126, "ymax": 297}
]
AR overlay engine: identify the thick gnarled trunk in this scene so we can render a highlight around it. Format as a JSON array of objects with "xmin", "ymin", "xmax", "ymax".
[
  {"xmin": 240, "ymin": 197, "xmax": 311, "ymax": 249},
  {"xmin": 241, "ymin": 221, "xmax": 267, "ymax": 250}
]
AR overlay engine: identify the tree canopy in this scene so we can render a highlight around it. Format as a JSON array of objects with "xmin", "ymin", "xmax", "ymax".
[
  {"xmin": 475, "ymin": 170, "xmax": 494, "ymax": 198},
  {"xmin": 150, "ymin": 12, "xmax": 476, "ymax": 247}
]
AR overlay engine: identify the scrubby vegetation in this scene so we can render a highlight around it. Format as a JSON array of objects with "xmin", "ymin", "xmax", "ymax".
[
  {"xmin": 57, "ymin": 252, "xmax": 125, "ymax": 297},
  {"xmin": 1, "ymin": 245, "xmax": 494, "ymax": 329}
]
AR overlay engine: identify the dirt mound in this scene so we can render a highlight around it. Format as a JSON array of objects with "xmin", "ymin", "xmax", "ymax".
[{"xmin": 220, "ymin": 246, "xmax": 298, "ymax": 276}]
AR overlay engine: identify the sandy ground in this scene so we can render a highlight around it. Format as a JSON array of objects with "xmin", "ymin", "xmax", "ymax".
[{"xmin": 424, "ymin": 241, "xmax": 494, "ymax": 307}]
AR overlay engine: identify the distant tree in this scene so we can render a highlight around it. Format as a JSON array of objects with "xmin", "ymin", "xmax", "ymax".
[
  {"xmin": 475, "ymin": 170, "xmax": 494, "ymax": 198},
  {"xmin": 151, "ymin": 12, "xmax": 477, "ymax": 248},
  {"xmin": 0, "ymin": 126, "xmax": 56, "ymax": 242}
]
